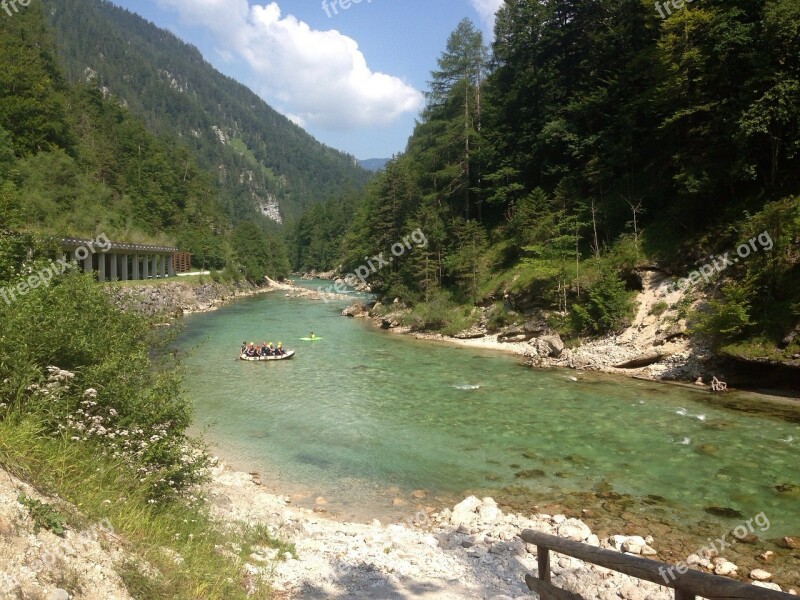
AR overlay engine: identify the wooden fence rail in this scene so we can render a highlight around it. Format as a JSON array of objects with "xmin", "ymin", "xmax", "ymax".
[{"xmin": 520, "ymin": 530, "xmax": 795, "ymax": 600}]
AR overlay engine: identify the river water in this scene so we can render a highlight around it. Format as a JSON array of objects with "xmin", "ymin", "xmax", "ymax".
[{"xmin": 176, "ymin": 284, "xmax": 800, "ymax": 547}]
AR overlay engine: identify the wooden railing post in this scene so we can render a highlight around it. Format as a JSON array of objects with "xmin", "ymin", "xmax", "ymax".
[
  {"xmin": 538, "ymin": 547, "xmax": 551, "ymax": 583},
  {"xmin": 520, "ymin": 530, "xmax": 795, "ymax": 600}
]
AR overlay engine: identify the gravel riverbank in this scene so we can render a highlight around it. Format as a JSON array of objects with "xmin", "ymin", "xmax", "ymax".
[{"xmin": 206, "ymin": 463, "xmax": 797, "ymax": 599}]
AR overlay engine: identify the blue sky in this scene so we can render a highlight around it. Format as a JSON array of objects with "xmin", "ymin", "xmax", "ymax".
[{"xmin": 108, "ymin": 1, "xmax": 502, "ymax": 159}]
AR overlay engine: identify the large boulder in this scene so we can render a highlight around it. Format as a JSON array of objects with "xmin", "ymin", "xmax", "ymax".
[
  {"xmin": 450, "ymin": 496, "xmax": 483, "ymax": 528},
  {"xmin": 536, "ymin": 334, "xmax": 565, "ymax": 358},
  {"xmin": 341, "ymin": 302, "xmax": 369, "ymax": 318}
]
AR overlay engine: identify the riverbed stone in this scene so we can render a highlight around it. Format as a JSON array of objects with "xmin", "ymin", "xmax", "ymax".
[
  {"xmin": 535, "ymin": 334, "xmax": 565, "ymax": 358},
  {"xmin": 714, "ymin": 559, "xmax": 738, "ymax": 576},
  {"xmin": 750, "ymin": 568, "xmax": 772, "ymax": 581},
  {"xmin": 557, "ymin": 518, "xmax": 591, "ymax": 542}
]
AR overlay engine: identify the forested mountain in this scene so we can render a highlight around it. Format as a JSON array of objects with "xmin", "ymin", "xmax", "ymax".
[
  {"xmin": 359, "ymin": 158, "xmax": 391, "ymax": 172},
  {"xmin": 295, "ymin": 4, "xmax": 800, "ymax": 359},
  {"xmin": 0, "ymin": 3, "xmax": 289, "ymax": 279},
  {"xmin": 42, "ymin": 0, "xmax": 371, "ymax": 225}
]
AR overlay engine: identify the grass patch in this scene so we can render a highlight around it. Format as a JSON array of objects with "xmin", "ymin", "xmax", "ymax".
[
  {"xmin": 649, "ymin": 301, "xmax": 669, "ymax": 317},
  {"xmin": 0, "ymin": 416, "xmax": 283, "ymax": 600},
  {"xmin": 103, "ymin": 274, "xmax": 211, "ymax": 288}
]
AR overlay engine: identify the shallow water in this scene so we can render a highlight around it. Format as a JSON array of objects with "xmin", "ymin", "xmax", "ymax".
[{"xmin": 177, "ymin": 285, "xmax": 800, "ymax": 536}]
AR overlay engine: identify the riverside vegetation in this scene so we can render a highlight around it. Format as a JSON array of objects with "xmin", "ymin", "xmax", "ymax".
[
  {"xmin": 290, "ymin": 5, "xmax": 800, "ymax": 369},
  {"xmin": 0, "ymin": 237, "xmax": 295, "ymax": 598}
]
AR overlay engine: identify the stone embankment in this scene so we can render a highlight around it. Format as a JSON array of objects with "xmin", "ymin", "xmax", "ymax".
[
  {"xmin": 208, "ymin": 465, "xmax": 797, "ymax": 599},
  {"xmin": 105, "ymin": 277, "xmax": 346, "ymax": 317}
]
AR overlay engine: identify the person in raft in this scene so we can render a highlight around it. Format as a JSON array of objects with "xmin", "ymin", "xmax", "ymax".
[
  {"xmin": 260, "ymin": 341, "xmax": 269, "ymax": 357},
  {"xmin": 274, "ymin": 342, "xmax": 285, "ymax": 356},
  {"xmin": 245, "ymin": 343, "xmax": 258, "ymax": 357},
  {"xmin": 241, "ymin": 341, "xmax": 247, "ymax": 354}
]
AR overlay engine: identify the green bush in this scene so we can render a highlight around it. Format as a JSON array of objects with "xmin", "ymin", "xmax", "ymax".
[
  {"xmin": 571, "ymin": 271, "xmax": 635, "ymax": 335},
  {"xmin": 402, "ymin": 290, "xmax": 473, "ymax": 334},
  {"xmin": 650, "ymin": 301, "xmax": 669, "ymax": 316},
  {"xmin": 0, "ymin": 267, "xmax": 208, "ymax": 500},
  {"xmin": 486, "ymin": 302, "xmax": 517, "ymax": 332},
  {"xmin": 691, "ymin": 283, "xmax": 754, "ymax": 347}
]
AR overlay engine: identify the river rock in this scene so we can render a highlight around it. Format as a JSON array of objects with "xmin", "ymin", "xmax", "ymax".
[
  {"xmin": 714, "ymin": 559, "xmax": 738, "ymax": 576},
  {"xmin": 613, "ymin": 352, "xmax": 669, "ymax": 369},
  {"xmin": 777, "ymin": 536, "xmax": 800, "ymax": 549},
  {"xmin": 750, "ymin": 568, "xmax": 772, "ymax": 581},
  {"xmin": 557, "ymin": 518, "xmax": 591, "ymax": 542},
  {"xmin": 535, "ymin": 334, "xmax": 565, "ymax": 358},
  {"xmin": 451, "ymin": 496, "xmax": 482, "ymax": 527},
  {"xmin": 621, "ymin": 536, "xmax": 647, "ymax": 555},
  {"xmin": 341, "ymin": 302, "xmax": 369, "ymax": 318}
]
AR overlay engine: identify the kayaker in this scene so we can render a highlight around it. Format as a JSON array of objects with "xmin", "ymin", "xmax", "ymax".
[{"xmin": 309, "ymin": 332, "xmax": 316, "ymax": 340}]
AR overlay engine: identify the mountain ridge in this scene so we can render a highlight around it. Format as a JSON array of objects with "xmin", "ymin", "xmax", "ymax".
[{"xmin": 43, "ymin": 0, "xmax": 371, "ymax": 224}]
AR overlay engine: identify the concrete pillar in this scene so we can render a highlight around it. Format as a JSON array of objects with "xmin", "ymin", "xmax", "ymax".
[
  {"xmin": 121, "ymin": 254, "xmax": 129, "ymax": 281},
  {"xmin": 160, "ymin": 255, "xmax": 167, "ymax": 278},
  {"xmin": 142, "ymin": 255, "xmax": 149, "ymax": 279},
  {"xmin": 110, "ymin": 253, "xmax": 118, "ymax": 281},
  {"xmin": 150, "ymin": 255, "xmax": 158, "ymax": 278},
  {"xmin": 82, "ymin": 254, "xmax": 92, "ymax": 277},
  {"xmin": 167, "ymin": 254, "xmax": 176, "ymax": 277},
  {"xmin": 132, "ymin": 254, "xmax": 140, "ymax": 280},
  {"xmin": 97, "ymin": 253, "xmax": 106, "ymax": 282}
]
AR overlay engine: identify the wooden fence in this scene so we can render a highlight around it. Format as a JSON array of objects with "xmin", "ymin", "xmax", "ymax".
[{"xmin": 521, "ymin": 530, "xmax": 795, "ymax": 600}]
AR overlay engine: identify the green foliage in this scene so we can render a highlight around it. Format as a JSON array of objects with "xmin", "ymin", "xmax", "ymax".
[
  {"xmin": 486, "ymin": 302, "xmax": 518, "ymax": 333},
  {"xmin": 0, "ymin": 268, "xmax": 208, "ymax": 500},
  {"xmin": 401, "ymin": 290, "xmax": 473, "ymax": 335},
  {"xmin": 691, "ymin": 283, "xmax": 754, "ymax": 347},
  {"xmin": 572, "ymin": 271, "xmax": 635, "ymax": 335},
  {"xmin": 0, "ymin": 419, "xmax": 275, "ymax": 600},
  {"xmin": 17, "ymin": 494, "xmax": 67, "ymax": 536},
  {"xmin": 650, "ymin": 301, "xmax": 669, "ymax": 317}
]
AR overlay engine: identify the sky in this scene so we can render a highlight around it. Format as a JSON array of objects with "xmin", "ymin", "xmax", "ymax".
[{"xmin": 108, "ymin": 0, "xmax": 504, "ymax": 160}]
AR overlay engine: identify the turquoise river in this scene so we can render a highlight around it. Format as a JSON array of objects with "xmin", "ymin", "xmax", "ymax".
[{"xmin": 176, "ymin": 282, "xmax": 800, "ymax": 563}]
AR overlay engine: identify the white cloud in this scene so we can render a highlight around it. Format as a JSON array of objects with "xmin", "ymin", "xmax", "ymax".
[
  {"xmin": 154, "ymin": 0, "xmax": 423, "ymax": 130},
  {"xmin": 468, "ymin": 0, "xmax": 503, "ymax": 30}
]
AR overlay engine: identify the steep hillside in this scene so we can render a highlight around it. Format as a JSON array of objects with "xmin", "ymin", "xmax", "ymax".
[{"xmin": 43, "ymin": 0, "xmax": 371, "ymax": 224}]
